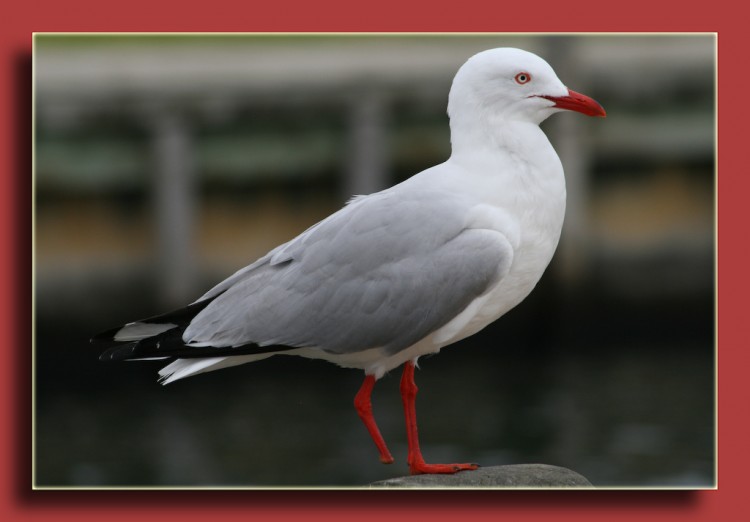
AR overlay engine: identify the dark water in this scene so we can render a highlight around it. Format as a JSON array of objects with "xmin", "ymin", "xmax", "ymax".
[{"xmin": 34, "ymin": 291, "xmax": 714, "ymax": 488}]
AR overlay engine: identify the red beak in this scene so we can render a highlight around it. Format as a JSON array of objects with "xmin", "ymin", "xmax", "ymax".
[{"xmin": 539, "ymin": 89, "xmax": 606, "ymax": 117}]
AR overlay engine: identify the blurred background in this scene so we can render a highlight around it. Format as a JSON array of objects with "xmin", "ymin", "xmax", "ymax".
[{"xmin": 33, "ymin": 34, "xmax": 715, "ymax": 488}]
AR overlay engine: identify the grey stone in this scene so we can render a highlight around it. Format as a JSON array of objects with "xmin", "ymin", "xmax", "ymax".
[{"xmin": 370, "ymin": 464, "xmax": 594, "ymax": 488}]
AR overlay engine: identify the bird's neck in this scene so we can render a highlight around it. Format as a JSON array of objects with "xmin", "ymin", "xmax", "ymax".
[
  {"xmin": 449, "ymin": 116, "xmax": 559, "ymax": 178},
  {"xmin": 445, "ymin": 115, "xmax": 566, "ymax": 233}
]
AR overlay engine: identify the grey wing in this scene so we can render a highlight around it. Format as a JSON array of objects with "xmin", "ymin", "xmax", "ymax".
[{"xmin": 183, "ymin": 190, "xmax": 514, "ymax": 356}]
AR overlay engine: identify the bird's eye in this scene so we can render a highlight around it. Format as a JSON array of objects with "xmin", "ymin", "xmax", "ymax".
[{"xmin": 514, "ymin": 72, "xmax": 532, "ymax": 85}]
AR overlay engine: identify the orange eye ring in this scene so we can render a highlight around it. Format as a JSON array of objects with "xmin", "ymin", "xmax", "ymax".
[{"xmin": 515, "ymin": 72, "xmax": 532, "ymax": 85}]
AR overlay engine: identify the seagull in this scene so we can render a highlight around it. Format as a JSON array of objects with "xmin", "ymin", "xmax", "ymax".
[{"xmin": 93, "ymin": 47, "xmax": 605, "ymax": 475}]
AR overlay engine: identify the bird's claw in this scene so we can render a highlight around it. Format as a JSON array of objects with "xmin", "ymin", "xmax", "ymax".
[{"xmin": 409, "ymin": 462, "xmax": 480, "ymax": 475}]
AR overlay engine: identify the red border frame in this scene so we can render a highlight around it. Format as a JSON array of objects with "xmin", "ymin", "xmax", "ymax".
[{"xmin": 6, "ymin": 1, "xmax": 743, "ymax": 520}]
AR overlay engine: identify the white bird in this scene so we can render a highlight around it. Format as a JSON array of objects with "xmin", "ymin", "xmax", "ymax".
[{"xmin": 94, "ymin": 47, "xmax": 605, "ymax": 475}]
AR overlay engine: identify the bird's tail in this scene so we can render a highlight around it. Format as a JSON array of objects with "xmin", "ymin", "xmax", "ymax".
[{"xmin": 156, "ymin": 353, "xmax": 278, "ymax": 384}]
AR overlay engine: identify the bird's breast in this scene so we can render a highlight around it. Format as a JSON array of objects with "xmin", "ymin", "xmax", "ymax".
[{"xmin": 432, "ymin": 160, "xmax": 566, "ymax": 347}]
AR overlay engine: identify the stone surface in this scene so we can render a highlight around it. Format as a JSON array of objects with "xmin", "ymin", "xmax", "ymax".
[{"xmin": 370, "ymin": 464, "xmax": 594, "ymax": 488}]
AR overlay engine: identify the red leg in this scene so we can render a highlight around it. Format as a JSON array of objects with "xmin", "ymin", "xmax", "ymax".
[
  {"xmin": 400, "ymin": 360, "xmax": 479, "ymax": 475},
  {"xmin": 354, "ymin": 375, "xmax": 395, "ymax": 464}
]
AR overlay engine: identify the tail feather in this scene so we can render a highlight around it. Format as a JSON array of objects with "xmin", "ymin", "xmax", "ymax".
[{"xmin": 157, "ymin": 353, "xmax": 279, "ymax": 384}]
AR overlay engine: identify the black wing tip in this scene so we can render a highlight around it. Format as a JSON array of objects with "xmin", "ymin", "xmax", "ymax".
[
  {"xmin": 97, "ymin": 338, "xmax": 299, "ymax": 363},
  {"xmin": 90, "ymin": 324, "xmax": 126, "ymax": 344},
  {"xmin": 99, "ymin": 342, "xmax": 138, "ymax": 362},
  {"xmin": 92, "ymin": 294, "xmax": 299, "ymax": 362},
  {"xmin": 91, "ymin": 295, "xmax": 222, "ymax": 346}
]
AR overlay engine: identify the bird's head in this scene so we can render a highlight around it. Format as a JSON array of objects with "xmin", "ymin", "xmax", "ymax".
[{"xmin": 448, "ymin": 47, "xmax": 606, "ymax": 126}]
